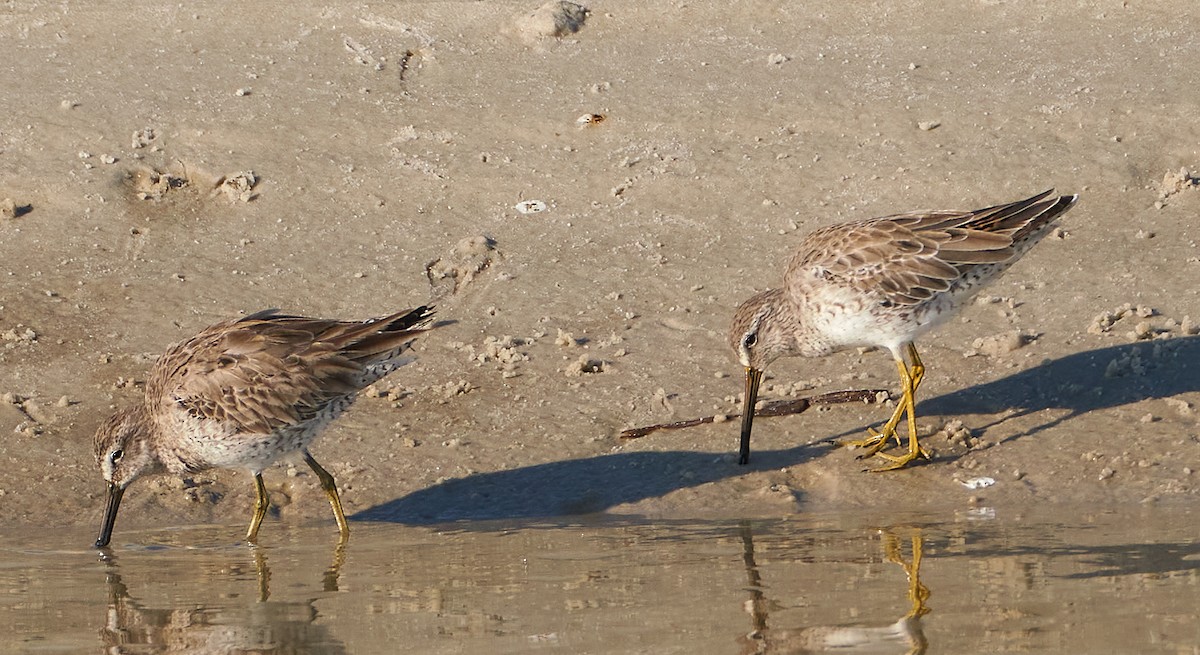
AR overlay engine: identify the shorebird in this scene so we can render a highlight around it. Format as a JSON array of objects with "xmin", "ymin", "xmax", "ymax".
[
  {"xmin": 93, "ymin": 306, "xmax": 436, "ymax": 548},
  {"xmin": 729, "ymin": 190, "xmax": 1077, "ymax": 470}
]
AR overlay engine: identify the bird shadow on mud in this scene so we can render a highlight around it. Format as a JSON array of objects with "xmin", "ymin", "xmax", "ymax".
[
  {"xmin": 917, "ymin": 334, "xmax": 1200, "ymax": 440},
  {"xmin": 354, "ymin": 446, "xmax": 831, "ymax": 525},
  {"xmin": 355, "ymin": 336, "xmax": 1200, "ymax": 525}
]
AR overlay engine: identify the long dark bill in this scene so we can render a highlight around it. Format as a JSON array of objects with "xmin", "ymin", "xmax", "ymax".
[
  {"xmin": 738, "ymin": 367, "xmax": 764, "ymax": 465},
  {"xmin": 95, "ymin": 483, "xmax": 125, "ymax": 548}
]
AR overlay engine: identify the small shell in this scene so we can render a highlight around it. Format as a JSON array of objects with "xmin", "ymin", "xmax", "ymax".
[
  {"xmin": 514, "ymin": 200, "xmax": 547, "ymax": 214},
  {"xmin": 959, "ymin": 476, "xmax": 996, "ymax": 490},
  {"xmin": 576, "ymin": 113, "xmax": 605, "ymax": 127}
]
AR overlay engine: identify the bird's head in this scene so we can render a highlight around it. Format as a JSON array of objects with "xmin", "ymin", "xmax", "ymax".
[
  {"xmin": 728, "ymin": 288, "xmax": 799, "ymax": 371},
  {"xmin": 93, "ymin": 407, "xmax": 160, "ymax": 548},
  {"xmin": 728, "ymin": 288, "xmax": 801, "ymax": 466}
]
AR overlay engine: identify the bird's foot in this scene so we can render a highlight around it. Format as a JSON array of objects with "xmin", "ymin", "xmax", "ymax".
[
  {"xmin": 865, "ymin": 445, "xmax": 933, "ymax": 472},
  {"xmin": 841, "ymin": 427, "xmax": 902, "ymax": 458}
]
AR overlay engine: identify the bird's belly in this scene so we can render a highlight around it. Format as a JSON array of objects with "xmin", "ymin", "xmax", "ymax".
[
  {"xmin": 805, "ymin": 293, "xmax": 959, "ymax": 353},
  {"xmin": 204, "ymin": 429, "xmax": 318, "ymax": 470},
  {"xmin": 167, "ymin": 417, "xmax": 329, "ymax": 473}
]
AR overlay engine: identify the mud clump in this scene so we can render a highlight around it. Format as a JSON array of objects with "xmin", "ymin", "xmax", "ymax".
[
  {"xmin": 1158, "ymin": 167, "xmax": 1199, "ymax": 201},
  {"xmin": 965, "ymin": 330, "xmax": 1033, "ymax": 358},
  {"xmin": 0, "ymin": 198, "xmax": 32, "ymax": 221},
  {"xmin": 565, "ymin": 355, "xmax": 605, "ymax": 377},
  {"xmin": 515, "ymin": 1, "xmax": 589, "ymax": 40},
  {"xmin": 129, "ymin": 167, "xmax": 189, "ymax": 201},
  {"xmin": 216, "ymin": 171, "xmax": 258, "ymax": 202}
]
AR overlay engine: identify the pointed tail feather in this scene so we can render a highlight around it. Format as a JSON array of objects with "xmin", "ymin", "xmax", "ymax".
[{"xmin": 345, "ymin": 306, "xmax": 436, "ymax": 364}]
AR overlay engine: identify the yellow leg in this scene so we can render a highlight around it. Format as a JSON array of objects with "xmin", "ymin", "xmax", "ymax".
[
  {"xmin": 246, "ymin": 472, "xmax": 269, "ymax": 543},
  {"xmin": 305, "ymin": 451, "xmax": 350, "ymax": 541},
  {"xmin": 907, "ymin": 343, "xmax": 925, "ymax": 391},
  {"xmin": 860, "ymin": 357, "xmax": 916, "ymax": 453},
  {"xmin": 842, "ymin": 345, "xmax": 917, "ymax": 455},
  {"xmin": 871, "ymin": 344, "xmax": 931, "ymax": 471}
]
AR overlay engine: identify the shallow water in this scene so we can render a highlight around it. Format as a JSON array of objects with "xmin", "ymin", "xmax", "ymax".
[{"xmin": 2, "ymin": 507, "xmax": 1197, "ymax": 654}]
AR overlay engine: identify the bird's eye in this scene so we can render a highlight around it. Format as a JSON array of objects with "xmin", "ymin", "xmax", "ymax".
[
  {"xmin": 742, "ymin": 332, "xmax": 758, "ymax": 349},
  {"xmin": 110, "ymin": 449, "xmax": 124, "ymax": 463}
]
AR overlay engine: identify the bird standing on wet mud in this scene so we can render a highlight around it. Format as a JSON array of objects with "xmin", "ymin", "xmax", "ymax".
[
  {"xmin": 93, "ymin": 306, "xmax": 436, "ymax": 547},
  {"xmin": 729, "ymin": 190, "xmax": 1078, "ymax": 470}
]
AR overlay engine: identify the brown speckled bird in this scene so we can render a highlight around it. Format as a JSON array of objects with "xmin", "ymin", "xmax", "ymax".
[
  {"xmin": 93, "ymin": 306, "xmax": 435, "ymax": 548},
  {"xmin": 730, "ymin": 190, "xmax": 1077, "ymax": 470}
]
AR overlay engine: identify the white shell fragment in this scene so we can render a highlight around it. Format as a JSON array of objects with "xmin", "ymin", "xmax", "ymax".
[
  {"xmin": 959, "ymin": 476, "xmax": 996, "ymax": 490},
  {"xmin": 514, "ymin": 200, "xmax": 547, "ymax": 214},
  {"xmin": 576, "ymin": 113, "xmax": 605, "ymax": 127}
]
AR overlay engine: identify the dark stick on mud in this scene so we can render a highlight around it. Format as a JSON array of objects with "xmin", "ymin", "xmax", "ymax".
[{"xmin": 619, "ymin": 389, "xmax": 890, "ymax": 440}]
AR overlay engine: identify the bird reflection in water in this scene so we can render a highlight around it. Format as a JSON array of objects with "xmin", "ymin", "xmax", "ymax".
[
  {"xmin": 738, "ymin": 524, "xmax": 930, "ymax": 655},
  {"xmin": 97, "ymin": 542, "xmax": 348, "ymax": 653},
  {"xmin": 251, "ymin": 540, "xmax": 348, "ymax": 600}
]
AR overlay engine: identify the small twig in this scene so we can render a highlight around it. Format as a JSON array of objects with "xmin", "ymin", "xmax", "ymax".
[{"xmin": 619, "ymin": 389, "xmax": 890, "ymax": 440}]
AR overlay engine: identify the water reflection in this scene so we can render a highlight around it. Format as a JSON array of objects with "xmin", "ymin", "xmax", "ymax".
[
  {"xmin": 2, "ymin": 512, "xmax": 1198, "ymax": 653},
  {"xmin": 97, "ymin": 541, "xmax": 348, "ymax": 654},
  {"xmin": 738, "ymin": 523, "xmax": 931, "ymax": 654}
]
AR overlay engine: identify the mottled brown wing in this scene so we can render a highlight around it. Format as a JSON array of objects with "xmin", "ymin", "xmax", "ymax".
[
  {"xmin": 784, "ymin": 190, "xmax": 1066, "ymax": 306},
  {"xmin": 147, "ymin": 307, "xmax": 433, "ymax": 434}
]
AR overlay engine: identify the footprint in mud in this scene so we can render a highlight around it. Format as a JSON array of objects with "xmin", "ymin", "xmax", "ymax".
[
  {"xmin": 214, "ymin": 171, "xmax": 258, "ymax": 202},
  {"xmin": 123, "ymin": 164, "xmax": 258, "ymax": 207},
  {"xmin": 425, "ymin": 235, "xmax": 499, "ymax": 300}
]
